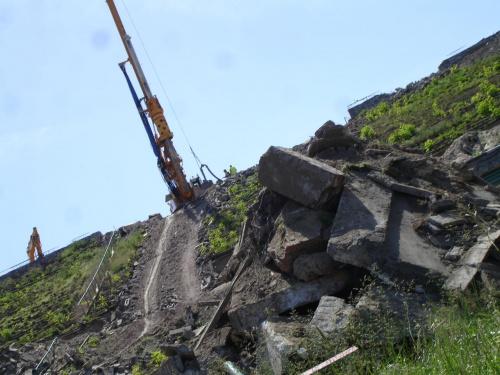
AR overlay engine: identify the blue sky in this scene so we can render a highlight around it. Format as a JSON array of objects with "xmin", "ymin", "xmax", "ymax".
[{"xmin": 1, "ymin": 0, "xmax": 499, "ymax": 272}]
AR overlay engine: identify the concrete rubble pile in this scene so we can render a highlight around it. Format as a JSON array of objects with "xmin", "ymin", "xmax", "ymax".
[
  {"xmin": 1, "ymin": 119, "xmax": 500, "ymax": 375},
  {"xmin": 216, "ymin": 121, "xmax": 500, "ymax": 373}
]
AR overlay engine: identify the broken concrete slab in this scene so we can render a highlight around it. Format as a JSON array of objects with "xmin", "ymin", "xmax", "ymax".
[
  {"xmin": 367, "ymin": 171, "xmax": 435, "ymax": 200},
  {"xmin": 309, "ymin": 296, "xmax": 353, "ymax": 336},
  {"xmin": 329, "ymin": 175, "xmax": 449, "ymax": 282},
  {"xmin": 258, "ymin": 146, "xmax": 346, "ymax": 210},
  {"xmin": 260, "ymin": 318, "xmax": 307, "ymax": 375},
  {"xmin": 293, "ymin": 252, "xmax": 342, "ymax": 282},
  {"xmin": 267, "ymin": 201, "xmax": 331, "ymax": 274},
  {"xmin": 327, "ymin": 176, "xmax": 392, "ymax": 271},
  {"xmin": 384, "ymin": 193, "xmax": 449, "ymax": 280},
  {"xmin": 445, "ymin": 230, "xmax": 500, "ymax": 291},
  {"xmin": 428, "ymin": 212, "xmax": 467, "ymax": 229},
  {"xmin": 228, "ymin": 263, "xmax": 350, "ymax": 333}
]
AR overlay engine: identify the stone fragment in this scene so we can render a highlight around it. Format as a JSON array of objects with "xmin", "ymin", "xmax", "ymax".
[
  {"xmin": 445, "ymin": 230, "xmax": 500, "ymax": 291},
  {"xmin": 428, "ymin": 212, "xmax": 467, "ymax": 229},
  {"xmin": 427, "ymin": 223, "xmax": 446, "ymax": 235},
  {"xmin": 292, "ymin": 252, "xmax": 341, "ymax": 282},
  {"xmin": 461, "ymin": 193, "xmax": 490, "ymax": 207},
  {"xmin": 354, "ymin": 283, "xmax": 432, "ymax": 338},
  {"xmin": 63, "ymin": 353, "xmax": 74, "ymax": 364},
  {"xmin": 267, "ymin": 201, "xmax": 330, "ymax": 274},
  {"xmin": 307, "ymin": 120, "xmax": 361, "ymax": 157},
  {"xmin": 153, "ymin": 356, "xmax": 184, "ymax": 375},
  {"xmin": 258, "ymin": 146, "xmax": 346, "ymax": 210},
  {"xmin": 429, "ymin": 198, "xmax": 456, "ymax": 213},
  {"xmin": 480, "ymin": 204, "xmax": 500, "ymax": 218},
  {"xmin": 260, "ymin": 318, "xmax": 307, "ymax": 375},
  {"xmin": 213, "ymin": 327, "xmax": 232, "ymax": 348},
  {"xmin": 309, "ymin": 296, "xmax": 353, "ymax": 336},
  {"xmin": 168, "ymin": 327, "xmax": 195, "ymax": 340},
  {"xmin": 368, "ymin": 171, "xmax": 434, "ymax": 199},
  {"xmin": 445, "ymin": 246, "xmax": 463, "ymax": 262},
  {"xmin": 383, "ymin": 156, "xmax": 435, "ymax": 179}
]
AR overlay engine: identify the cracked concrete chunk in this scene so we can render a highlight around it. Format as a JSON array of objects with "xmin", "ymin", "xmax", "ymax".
[
  {"xmin": 267, "ymin": 201, "xmax": 330, "ymax": 274},
  {"xmin": 384, "ymin": 193, "xmax": 449, "ymax": 279},
  {"xmin": 329, "ymin": 177, "xmax": 449, "ymax": 281},
  {"xmin": 260, "ymin": 318, "xmax": 307, "ymax": 375},
  {"xmin": 258, "ymin": 146, "xmax": 346, "ymax": 209},
  {"xmin": 293, "ymin": 252, "xmax": 342, "ymax": 282},
  {"xmin": 327, "ymin": 177, "xmax": 392, "ymax": 270},
  {"xmin": 309, "ymin": 296, "xmax": 353, "ymax": 336},
  {"xmin": 228, "ymin": 266, "xmax": 350, "ymax": 333},
  {"xmin": 428, "ymin": 212, "xmax": 467, "ymax": 229},
  {"xmin": 445, "ymin": 246, "xmax": 463, "ymax": 262}
]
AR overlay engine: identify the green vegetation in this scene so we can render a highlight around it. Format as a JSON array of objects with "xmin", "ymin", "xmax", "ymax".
[
  {"xmin": 201, "ymin": 173, "xmax": 261, "ymax": 256},
  {"xmin": 129, "ymin": 349, "xmax": 168, "ymax": 374},
  {"xmin": 359, "ymin": 55, "xmax": 500, "ymax": 151},
  {"xmin": 360, "ymin": 125, "xmax": 376, "ymax": 140},
  {"xmin": 150, "ymin": 350, "xmax": 168, "ymax": 369},
  {"xmin": 87, "ymin": 336, "xmax": 99, "ymax": 348},
  {"xmin": 0, "ymin": 232, "xmax": 143, "ymax": 345}
]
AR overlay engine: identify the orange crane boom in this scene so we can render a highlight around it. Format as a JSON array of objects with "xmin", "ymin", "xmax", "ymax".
[
  {"xmin": 26, "ymin": 227, "xmax": 44, "ymax": 262},
  {"xmin": 106, "ymin": 0, "xmax": 194, "ymax": 205}
]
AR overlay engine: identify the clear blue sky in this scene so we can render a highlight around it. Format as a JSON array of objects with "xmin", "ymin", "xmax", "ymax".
[{"xmin": 1, "ymin": 0, "xmax": 499, "ymax": 272}]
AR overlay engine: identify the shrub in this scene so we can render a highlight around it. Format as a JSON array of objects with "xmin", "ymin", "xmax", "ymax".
[
  {"xmin": 360, "ymin": 125, "xmax": 376, "ymax": 140},
  {"xmin": 0, "ymin": 328, "xmax": 12, "ymax": 341},
  {"xmin": 476, "ymin": 97, "xmax": 496, "ymax": 116},
  {"xmin": 388, "ymin": 124, "xmax": 417, "ymax": 143},
  {"xmin": 424, "ymin": 139, "xmax": 435, "ymax": 153},
  {"xmin": 150, "ymin": 350, "xmax": 168, "ymax": 369}
]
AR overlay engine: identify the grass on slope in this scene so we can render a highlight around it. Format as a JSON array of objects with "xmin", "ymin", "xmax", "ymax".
[
  {"xmin": 0, "ymin": 231, "xmax": 143, "ymax": 346},
  {"xmin": 359, "ymin": 55, "xmax": 500, "ymax": 152},
  {"xmin": 249, "ymin": 288, "xmax": 500, "ymax": 375}
]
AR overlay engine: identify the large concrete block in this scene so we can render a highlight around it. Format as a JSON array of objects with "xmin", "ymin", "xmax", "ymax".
[
  {"xmin": 260, "ymin": 318, "xmax": 306, "ymax": 375},
  {"xmin": 228, "ymin": 262, "xmax": 350, "ymax": 333},
  {"xmin": 258, "ymin": 146, "xmax": 346, "ymax": 209},
  {"xmin": 267, "ymin": 201, "xmax": 330, "ymax": 274},
  {"xmin": 329, "ymin": 176, "xmax": 449, "ymax": 282},
  {"xmin": 327, "ymin": 177, "xmax": 392, "ymax": 270}
]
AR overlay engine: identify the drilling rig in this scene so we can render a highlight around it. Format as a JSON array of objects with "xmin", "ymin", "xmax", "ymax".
[{"xmin": 106, "ymin": 0, "xmax": 197, "ymax": 209}]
